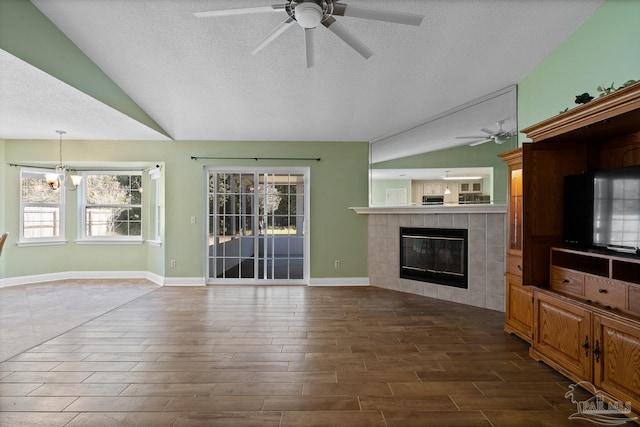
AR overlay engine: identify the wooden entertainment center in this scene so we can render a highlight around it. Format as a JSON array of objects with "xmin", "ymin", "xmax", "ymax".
[{"xmin": 500, "ymin": 81, "xmax": 640, "ymax": 420}]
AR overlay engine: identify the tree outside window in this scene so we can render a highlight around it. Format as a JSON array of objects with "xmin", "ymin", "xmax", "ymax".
[
  {"xmin": 83, "ymin": 173, "xmax": 142, "ymax": 238},
  {"xmin": 20, "ymin": 169, "xmax": 64, "ymax": 240}
]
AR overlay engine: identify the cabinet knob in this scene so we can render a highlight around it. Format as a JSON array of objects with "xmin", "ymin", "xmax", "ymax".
[
  {"xmin": 562, "ymin": 279, "xmax": 569, "ymax": 284},
  {"xmin": 598, "ymin": 288, "xmax": 607, "ymax": 293},
  {"xmin": 517, "ymin": 265, "xmax": 522, "ymax": 271},
  {"xmin": 581, "ymin": 335, "xmax": 589, "ymax": 357}
]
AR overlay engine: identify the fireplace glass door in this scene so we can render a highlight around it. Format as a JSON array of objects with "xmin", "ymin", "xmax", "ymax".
[{"xmin": 400, "ymin": 227, "xmax": 468, "ymax": 288}]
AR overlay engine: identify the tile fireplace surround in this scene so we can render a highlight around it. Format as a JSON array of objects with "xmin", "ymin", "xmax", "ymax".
[{"xmin": 353, "ymin": 205, "xmax": 507, "ymax": 312}]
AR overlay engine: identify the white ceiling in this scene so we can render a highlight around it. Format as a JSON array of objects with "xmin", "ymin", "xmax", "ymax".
[{"xmin": 1, "ymin": 0, "xmax": 605, "ymax": 147}]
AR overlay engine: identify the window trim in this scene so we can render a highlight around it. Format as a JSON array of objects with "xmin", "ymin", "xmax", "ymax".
[
  {"xmin": 147, "ymin": 167, "xmax": 162, "ymax": 245},
  {"xmin": 19, "ymin": 167, "xmax": 66, "ymax": 245},
  {"xmin": 78, "ymin": 170, "xmax": 144, "ymax": 242}
]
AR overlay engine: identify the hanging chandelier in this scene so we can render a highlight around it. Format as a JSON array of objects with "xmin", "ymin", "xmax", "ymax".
[{"xmin": 45, "ymin": 130, "xmax": 82, "ymax": 191}]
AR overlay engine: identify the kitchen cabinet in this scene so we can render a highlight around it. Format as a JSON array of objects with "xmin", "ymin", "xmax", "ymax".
[
  {"xmin": 423, "ymin": 181, "xmax": 443, "ymax": 195},
  {"xmin": 459, "ymin": 181, "xmax": 482, "ymax": 193}
]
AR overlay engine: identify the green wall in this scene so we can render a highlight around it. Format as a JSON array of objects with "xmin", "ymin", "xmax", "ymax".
[
  {"xmin": 518, "ymin": 0, "xmax": 640, "ymax": 138},
  {"xmin": 0, "ymin": 139, "xmax": 369, "ymax": 282}
]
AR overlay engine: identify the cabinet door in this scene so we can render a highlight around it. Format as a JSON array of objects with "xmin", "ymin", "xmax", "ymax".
[
  {"xmin": 593, "ymin": 315, "xmax": 640, "ymax": 412},
  {"xmin": 532, "ymin": 292, "xmax": 592, "ymax": 381},
  {"xmin": 424, "ymin": 182, "xmax": 443, "ymax": 195},
  {"xmin": 505, "ymin": 273, "xmax": 533, "ymax": 342}
]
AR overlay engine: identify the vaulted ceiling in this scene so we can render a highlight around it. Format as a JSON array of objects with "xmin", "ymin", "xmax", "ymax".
[{"xmin": 1, "ymin": 0, "xmax": 605, "ymax": 150}]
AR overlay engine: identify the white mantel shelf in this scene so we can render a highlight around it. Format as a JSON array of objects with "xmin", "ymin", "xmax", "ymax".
[{"xmin": 350, "ymin": 205, "xmax": 507, "ymax": 215}]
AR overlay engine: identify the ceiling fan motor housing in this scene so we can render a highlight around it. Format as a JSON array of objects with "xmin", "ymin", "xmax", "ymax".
[{"xmin": 294, "ymin": 1, "xmax": 324, "ymax": 28}]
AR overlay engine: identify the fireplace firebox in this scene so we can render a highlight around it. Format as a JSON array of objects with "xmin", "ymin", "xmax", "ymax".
[{"xmin": 400, "ymin": 227, "xmax": 468, "ymax": 288}]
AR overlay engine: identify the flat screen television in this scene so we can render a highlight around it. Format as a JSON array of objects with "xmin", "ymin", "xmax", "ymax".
[{"xmin": 564, "ymin": 165, "xmax": 640, "ymax": 256}]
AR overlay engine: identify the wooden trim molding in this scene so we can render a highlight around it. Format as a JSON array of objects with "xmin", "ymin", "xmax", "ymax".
[{"xmin": 522, "ymin": 81, "xmax": 640, "ymax": 143}]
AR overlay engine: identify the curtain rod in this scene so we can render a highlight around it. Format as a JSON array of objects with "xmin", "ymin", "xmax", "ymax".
[
  {"xmin": 191, "ymin": 156, "xmax": 321, "ymax": 162},
  {"xmin": 9, "ymin": 163, "xmax": 161, "ymax": 172}
]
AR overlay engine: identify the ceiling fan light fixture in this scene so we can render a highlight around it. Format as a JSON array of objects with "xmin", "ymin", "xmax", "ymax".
[{"xmin": 295, "ymin": 2, "xmax": 323, "ymax": 28}]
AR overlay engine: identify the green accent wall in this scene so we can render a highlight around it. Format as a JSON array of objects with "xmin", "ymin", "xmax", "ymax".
[
  {"xmin": 518, "ymin": 0, "xmax": 640, "ymax": 138},
  {"xmin": 0, "ymin": 0, "xmax": 170, "ymax": 138},
  {"xmin": 1, "ymin": 139, "xmax": 369, "ymax": 281}
]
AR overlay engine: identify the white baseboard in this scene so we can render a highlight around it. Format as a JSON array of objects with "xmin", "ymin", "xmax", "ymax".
[
  {"xmin": 162, "ymin": 277, "xmax": 206, "ymax": 286},
  {"xmin": 308, "ymin": 277, "xmax": 369, "ymax": 287},
  {"xmin": 0, "ymin": 273, "xmax": 366, "ymax": 288}
]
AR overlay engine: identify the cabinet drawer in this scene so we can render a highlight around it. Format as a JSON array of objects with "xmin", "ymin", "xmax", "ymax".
[
  {"xmin": 584, "ymin": 276, "xmax": 626, "ymax": 310},
  {"xmin": 550, "ymin": 267, "xmax": 584, "ymax": 296},
  {"xmin": 507, "ymin": 255, "xmax": 523, "ymax": 277}
]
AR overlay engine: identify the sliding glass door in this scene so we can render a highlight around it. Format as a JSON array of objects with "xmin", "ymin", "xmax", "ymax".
[{"xmin": 206, "ymin": 168, "xmax": 308, "ymax": 284}]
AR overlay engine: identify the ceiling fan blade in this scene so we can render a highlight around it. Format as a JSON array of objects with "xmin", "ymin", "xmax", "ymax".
[
  {"xmin": 469, "ymin": 139, "xmax": 493, "ymax": 147},
  {"xmin": 251, "ymin": 17, "xmax": 296, "ymax": 55},
  {"xmin": 455, "ymin": 136, "xmax": 490, "ymax": 139},
  {"xmin": 480, "ymin": 128, "xmax": 495, "ymax": 135},
  {"xmin": 305, "ymin": 28, "xmax": 315, "ymax": 68},
  {"xmin": 322, "ymin": 17, "xmax": 373, "ymax": 59},
  {"xmin": 333, "ymin": 3, "xmax": 424, "ymax": 26},
  {"xmin": 194, "ymin": 4, "xmax": 285, "ymax": 18}
]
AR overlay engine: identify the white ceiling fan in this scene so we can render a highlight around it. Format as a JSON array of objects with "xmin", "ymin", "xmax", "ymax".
[
  {"xmin": 455, "ymin": 120, "xmax": 514, "ymax": 146},
  {"xmin": 194, "ymin": 0, "xmax": 425, "ymax": 68}
]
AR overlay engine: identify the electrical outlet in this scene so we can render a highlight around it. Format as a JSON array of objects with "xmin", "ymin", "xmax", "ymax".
[
  {"xmin": 190, "ymin": 216, "xmax": 197, "ymax": 224},
  {"xmin": 170, "ymin": 259, "xmax": 176, "ymax": 268},
  {"xmin": 334, "ymin": 260, "xmax": 341, "ymax": 268}
]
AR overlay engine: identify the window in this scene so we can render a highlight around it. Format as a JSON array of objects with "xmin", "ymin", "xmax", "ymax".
[
  {"xmin": 20, "ymin": 168, "xmax": 65, "ymax": 243},
  {"xmin": 81, "ymin": 172, "xmax": 142, "ymax": 240}
]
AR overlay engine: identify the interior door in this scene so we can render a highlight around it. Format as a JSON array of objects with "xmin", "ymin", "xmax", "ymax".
[{"xmin": 207, "ymin": 169, "xmax": 307, "ymax": 283}]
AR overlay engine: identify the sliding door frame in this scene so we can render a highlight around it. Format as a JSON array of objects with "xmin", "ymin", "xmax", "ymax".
[{"xmin": 204, "ymin": 166, "xmax": 311, "ymax": 285}]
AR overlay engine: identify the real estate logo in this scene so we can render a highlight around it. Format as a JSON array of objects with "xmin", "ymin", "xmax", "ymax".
[{"xmin": 565, "ymin": 381, "xmax": 637, "ymax": 425}]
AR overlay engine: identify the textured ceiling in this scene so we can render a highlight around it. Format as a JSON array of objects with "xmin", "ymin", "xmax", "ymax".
[{"xmin": 2, "ymin": 0, "xmax": 605, "ymax": 146}]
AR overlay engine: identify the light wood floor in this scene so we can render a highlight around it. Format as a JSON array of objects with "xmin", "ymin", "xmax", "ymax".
[{"xmin": 0, "ymin": 281, "xmax": 597, "ymax": 426}]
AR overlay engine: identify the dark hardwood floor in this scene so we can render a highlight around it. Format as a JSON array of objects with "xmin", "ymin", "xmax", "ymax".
[{"xmin": 0, "ymin": 281, "xmax": 601, "ymax": 426}]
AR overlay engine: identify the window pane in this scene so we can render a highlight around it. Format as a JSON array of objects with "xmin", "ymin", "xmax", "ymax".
[
  {"xmin": 84, "ymin": 173, "xmax": 142, "ymax": 238},
  {"xmin": 131, "ymin": 187, "xmax": 142, "ymax": 205},
  {"xmin": 21, "ymin": 172, "xmax": 60, "ymax": 204},
  {"xmin": 21, "ymin": 170, "xmax": 63, "ymax": 240},
  {"xmin": 87, "ymin": 175, "xmax": 129, "ymax": 204},
  {"xmin": 23, "ymin": 206, "xmax": 60, "ymax": 238}
]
